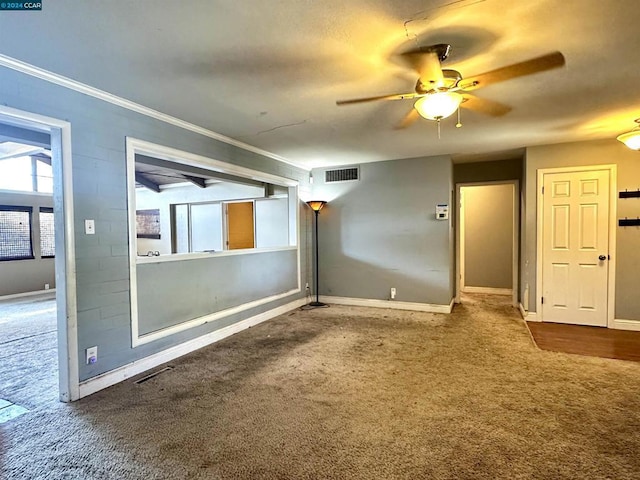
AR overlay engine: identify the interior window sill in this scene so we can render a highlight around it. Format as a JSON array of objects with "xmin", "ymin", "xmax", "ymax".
[{"xmin": 136, "ymin": 245, "xmax": 297, "ymax": 264}]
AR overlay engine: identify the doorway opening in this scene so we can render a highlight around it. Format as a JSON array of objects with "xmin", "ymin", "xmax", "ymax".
[
  {"xmin": 456, "ymin": 181, "xmax": 519, "ymax": 307},
  {"xmin": 0, "ymin": 107, "xmax": 78, "ymax": 416}
]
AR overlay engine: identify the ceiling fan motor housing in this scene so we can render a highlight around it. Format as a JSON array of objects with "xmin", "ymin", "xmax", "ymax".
[
  {"xmin": 416, "ymin": 69, "xmax": 462, "ymax": 93},
  {"xmin": 422, "ymin": 43, "xmax": 451, "ymax": 62}
]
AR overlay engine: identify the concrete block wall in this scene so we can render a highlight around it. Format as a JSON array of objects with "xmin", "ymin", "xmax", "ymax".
[{"xmin": 1, "ymin": 65, "xmax": 310, "ymax": 382}]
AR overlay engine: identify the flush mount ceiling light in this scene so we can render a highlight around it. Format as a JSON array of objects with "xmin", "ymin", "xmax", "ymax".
[
  {"xmin": 414, "ymin": 92, "xmax": 463, "ymax": 121},
  {"xmin": 617, "ymin": 118, "xmax": 640, "ymax": 150}
]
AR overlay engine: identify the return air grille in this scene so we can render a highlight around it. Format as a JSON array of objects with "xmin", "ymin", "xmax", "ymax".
[
  {"xmin": 325, "ymin": 167, "xmax": 359, "ymax": 183},
  {"xmin": 134, "ymin": 366, "xmax": 174, "ymax": 384}
]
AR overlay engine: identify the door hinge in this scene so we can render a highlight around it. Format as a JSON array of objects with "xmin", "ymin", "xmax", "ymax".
[
  {"xmin": 541, "ymin": 186, "xmax": 545, "ymax": 194},
  {"xmin": 541, "ymin": 297, "xmax": 544, "ymax": 304}
]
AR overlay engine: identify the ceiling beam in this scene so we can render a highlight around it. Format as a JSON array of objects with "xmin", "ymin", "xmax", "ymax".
[
  {"xmin": 183, "ymin": 175, "xmax": 207, "ymax": 188},
  {"xmin": 31, "ymin": 152, "xmax": 52, "ymax": 166},
  {"xmin": 135, "ymin": 172, "xmax": 161, "ymax": 193},
  {"xmin": 0, "ymin": 124, "xmax": 51, "ymax": 149},
  {"xmin": 0, "ymin": 148, "xmax": 45, "ymax": 161},
  {"xmin": 135, "ymin": 154, "xmax": 266, "ymax": 189}
]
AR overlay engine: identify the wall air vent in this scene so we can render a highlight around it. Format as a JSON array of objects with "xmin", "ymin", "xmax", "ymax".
[{"xmin": 325, "ymin": 167, "xmax": 359, "ymax": 183}]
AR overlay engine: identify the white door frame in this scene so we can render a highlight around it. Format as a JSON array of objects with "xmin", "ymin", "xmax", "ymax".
[
  {"xmin": 455, "ymin": 180, "xmax": 519, "ymax": 306},
  {"xmin": 0, "ymin": 106, "xmax": 79, "ymax": 402},
  {"xmin": 536, "ymin": 164, "xmax": 617, "ymax": 327}
]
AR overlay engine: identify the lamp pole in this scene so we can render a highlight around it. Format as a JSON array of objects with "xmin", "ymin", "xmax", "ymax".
[{"xmin": 306, "ymin": 201, "xmax": 327, "ymax": 307}]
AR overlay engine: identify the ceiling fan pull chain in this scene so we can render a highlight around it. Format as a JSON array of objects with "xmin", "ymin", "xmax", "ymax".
[
  {"xmin": 456, "ymin": 108, "xmax": 462, "ymax": 128},
  {"xmin": 437, "ymin": 119, "xmax": 441, "ymax": 139}
]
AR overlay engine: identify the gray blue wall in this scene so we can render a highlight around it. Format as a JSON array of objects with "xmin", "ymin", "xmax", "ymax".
[
  {"xmin": 311, "ymin": 155, "xmax": 454, "ymax": 306},
  {"xmin": 0, "ymin": 65, "xmax": 309, "ymax": 382},
  {"xmin": 137, "ymin": 249, "xmax": 298, "ymax": 336}
]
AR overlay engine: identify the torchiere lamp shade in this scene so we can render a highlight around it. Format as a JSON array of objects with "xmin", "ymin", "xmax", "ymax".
[{"xmin": 306, "ymin": 200, "xmax": 326, "ymax": 212}]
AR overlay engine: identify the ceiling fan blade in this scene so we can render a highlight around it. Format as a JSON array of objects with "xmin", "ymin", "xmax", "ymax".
[
  {"xmin": 396, "ymin": 108, "xmax": 421, "ymax": 129},
  {"xmin": 458, "ymin": 51, "xmax": 565, "ymax": 91},
  {"xmin": 401, "ymin": 51, "xmax": 445, "ymax": 88},
  {"xmin": 461, "ymin": 95, "xmax": 512, "ymax": 117},
  {"xmin": 336, "ymin": 92, "xmax": 420, "ymax": 106}
]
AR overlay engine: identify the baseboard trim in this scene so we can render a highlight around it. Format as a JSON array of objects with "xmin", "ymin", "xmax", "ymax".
[
  {"xmin": 519, "ymin": 303, "xmax": 527, "ymax": 319},
  {"xmin": 462, "ymin": 286, "xmax": 512, "ymax": 296},
  {"xmin": 0, "ymin": 288, "xmax": 56, "ymax": 301},
  {"xmin": 519, "ymin": 303, "xmax": 539, "ymax": 322},
  {"xmin": 612, "ymin": 318, "xmax": 640, "ymax": 332},
  {"xmin": 78, "ymin": 297, "xmax": 307, "ymax": 398},
  {"xmin": 319, "ymin": 295, "xmax": 453, "ymax": 314}
]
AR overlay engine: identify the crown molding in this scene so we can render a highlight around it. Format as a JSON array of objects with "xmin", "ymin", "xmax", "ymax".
[{"xmin": 0, "ymin": 53, "xmax": 309, "ymax": 171}]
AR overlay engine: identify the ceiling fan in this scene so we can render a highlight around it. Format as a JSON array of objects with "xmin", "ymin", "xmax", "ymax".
[{"xmin": 336, "ymin": 44, "xmax": 565, "ymax": 130}]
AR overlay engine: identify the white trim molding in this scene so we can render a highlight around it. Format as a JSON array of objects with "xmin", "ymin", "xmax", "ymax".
[
  {"xmin": 134, "ymin": 289, "xmax": 301, "ymax": 346},
  {"xmin": 612, "ymin": 319, "xmax": 640, "ymax": 332},
  {"xmin": 0, "ymin": 288, "xmax": 56, "ymax": 301},
  {"xmin": 79, "ymin": 297, "xmax": 307, "ymax": 398},
  {"xmin": 0, "ymin": 53, "xmax": 307, "ymax": 172},
  {"xmin": 455, "ymin": 180, "xmax": 519, "ymax": 307},
  {"xmin": 462, "ymin": 287, "xmax": 513, "ymax": 296},
  {"xmin": 320, "ymin": 296, "xmax": 454, "ymax": 314},
  {"xmin": 0, "ymin": 106, "xmax": 79, "ymax": 403},
  {"xmin": 126, "ymin": 137, "xmax": 302, "ymax": 347},
  {"xmin": 136, "ymin": 246, "xmax": 297, "ymax": 265},
  {"xmin": 519, "ymin": 303, "xmax": 539, "ymax": 321}
]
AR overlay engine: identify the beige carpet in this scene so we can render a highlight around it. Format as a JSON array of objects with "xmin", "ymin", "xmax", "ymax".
[{"xmin": 1, "ymin": 294, "xmax": 639, "ymax": 479}]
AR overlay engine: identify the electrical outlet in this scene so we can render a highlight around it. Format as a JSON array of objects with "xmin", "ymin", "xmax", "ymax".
[
  {"xmin": 44, "ymin": 283, "xmax": 50, "ymax": 290},
  {"xmin": 85, "ymin": 219, "xmax": 95, "ymax": 235},
  {"xmin": 391, "ymin": 287, "xmax": 396, "ymax": 300},
  {"xmin": 86, "ymin": 346, "xmax": 98, "ymax": 365}
]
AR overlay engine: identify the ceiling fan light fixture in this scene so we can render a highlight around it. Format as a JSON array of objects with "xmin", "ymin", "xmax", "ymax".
[
  {"xmin": 617, "ymin": 119, "xmax": 640, "ymax": 150},
  {"xmin": 414, "ymin": 92, "xmax": 463, "ymax": 121}
]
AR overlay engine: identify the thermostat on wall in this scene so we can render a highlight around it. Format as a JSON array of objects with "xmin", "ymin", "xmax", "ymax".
[{"xmin": 435, "ymin": 204, "xmax": 449, "ymax": 220}]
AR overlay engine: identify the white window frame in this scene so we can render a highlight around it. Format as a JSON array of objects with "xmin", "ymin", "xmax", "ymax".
[{"xmin": 126, "ymin": 137, "xmax": 301, "ymax": 347}]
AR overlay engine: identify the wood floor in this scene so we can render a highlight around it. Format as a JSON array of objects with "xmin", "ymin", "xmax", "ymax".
[{"xmin": 527, "ymin": 321, "xmax": 640, "ymax": 362}]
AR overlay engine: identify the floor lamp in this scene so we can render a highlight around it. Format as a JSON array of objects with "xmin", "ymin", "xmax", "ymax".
[{"xmin": 307, "ymin": 200, "xmax": 327, "ymax": 307}]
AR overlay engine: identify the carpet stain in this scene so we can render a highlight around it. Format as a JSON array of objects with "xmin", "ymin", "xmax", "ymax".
[{"xmin": 1, "ymin": 294, "xmax": 639, "ymax": 479}]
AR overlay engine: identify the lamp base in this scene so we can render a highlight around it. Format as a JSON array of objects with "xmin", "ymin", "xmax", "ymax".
[{"xmin": 307, "ymin": 301, "xmax": 328, "ymax": 307}]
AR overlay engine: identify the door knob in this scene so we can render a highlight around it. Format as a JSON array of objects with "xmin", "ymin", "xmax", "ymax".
[{"xmin": 598, "ymin": 255, "xmax": 607, "ymax": 261}]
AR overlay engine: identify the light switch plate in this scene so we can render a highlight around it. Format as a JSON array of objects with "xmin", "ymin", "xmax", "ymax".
[{"xmin": 85, "ymin": 219, "xmax": 95, "ymax": 234}]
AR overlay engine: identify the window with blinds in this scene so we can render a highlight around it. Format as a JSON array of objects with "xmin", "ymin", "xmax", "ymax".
[
  {"xmin": 39, "ymin": 207, "xmax": 55, "ymax": 258},
  {"xmin": 0, "ymin": 206, "xmax": 34, "ymax": 261}
]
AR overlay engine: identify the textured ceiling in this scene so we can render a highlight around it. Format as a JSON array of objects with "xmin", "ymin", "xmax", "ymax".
[{"xmin": 0, "ymin": 0, "xmax": 639, "ymax": 168}]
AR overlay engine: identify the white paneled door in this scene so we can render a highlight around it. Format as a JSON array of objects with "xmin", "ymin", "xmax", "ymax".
[{"xmin": 541, "ymin": 168, "xmax": 610, "ymax": 326}]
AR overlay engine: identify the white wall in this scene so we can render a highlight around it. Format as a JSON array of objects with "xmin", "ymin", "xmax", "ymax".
[{"xmin": 135, "ymin": 182, "xmax": 263, "ymax": 255}]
